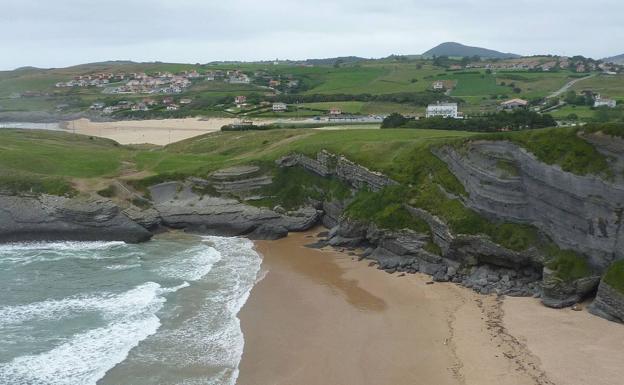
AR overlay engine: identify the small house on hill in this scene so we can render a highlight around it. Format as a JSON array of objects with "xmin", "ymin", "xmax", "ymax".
[
  {"xmin": 329, "ymin": 107, "xmax": 342, "ymax": 116},
  {"xmin": 501, "ymin": 98, "xmax": 529, "ymax": 110}
]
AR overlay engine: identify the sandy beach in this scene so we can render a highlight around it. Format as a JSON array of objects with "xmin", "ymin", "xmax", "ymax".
[
  {"xmin": 62, "ymin": 118, "xmax": 262, "ymax": 145},
  {"xmin": 237, "ymin": 230, "xmax": 624, "ymax": 385}
]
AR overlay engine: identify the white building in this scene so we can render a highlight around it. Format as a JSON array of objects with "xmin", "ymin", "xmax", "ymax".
[
  {"xmin": 432, "ymin": 81, "xmax": 445, "ymax": 90},
  {"xmin": 272, "ymin": 102, "xmax": 287, "ymax": 112},
  {"xmin": 426, "ymin": 102, "xmax": 459, "ymax": 118},
  {"xmin": 594, "ymin": 98, "xmax": 617, "ymax": 108}
]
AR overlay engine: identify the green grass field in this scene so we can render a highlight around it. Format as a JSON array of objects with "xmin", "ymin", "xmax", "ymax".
[
  {"xmin": 2, "ymin": 59, "xmax": 614, "ymax": 118},
  {"xmin": 570, "ymin": 74, "xmax": 624, "ymax": 100}
]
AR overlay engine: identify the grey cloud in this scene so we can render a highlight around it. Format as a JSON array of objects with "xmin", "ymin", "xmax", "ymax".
[{"xmin": 0, "ymin": 0, "xmax": 622, "ymax": 69}]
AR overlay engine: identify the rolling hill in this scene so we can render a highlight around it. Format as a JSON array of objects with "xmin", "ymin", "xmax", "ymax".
[
  {"xmin": 422, "ymin": 42, "xmax": 521, "ymax": 59},
  {"xmin": 603, "ymin": 54, "xmax": 624, "ymax": 65}
]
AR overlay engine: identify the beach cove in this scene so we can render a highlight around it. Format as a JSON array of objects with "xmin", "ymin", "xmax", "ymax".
[{"xmin": 238, "ymin": 230, "xmax": 624, "ymax": 385}]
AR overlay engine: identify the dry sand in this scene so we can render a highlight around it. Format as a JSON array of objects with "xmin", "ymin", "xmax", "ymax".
[
  {"xmin": 504, "ymin": 297, "xmax": 624, "ymax": 385},
  {"xmin": 62, "ymin": 117, "xmax": 266, "ymax": 145},
  {"xmin": 63, "ymin": 118, "xmax": 380, "ymax": 145},
  {"xmin": 237, "ymin": 230, "xmax": 610, "ymax": 385}
]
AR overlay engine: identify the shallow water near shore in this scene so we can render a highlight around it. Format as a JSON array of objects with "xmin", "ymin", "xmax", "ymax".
[
  {"xmin": 0, "ymin": 122, "xmax": 62, "ymax": 130},
  {"xmin": 0, "ymin": 232, "xmax": 262, "ymax": 385}
]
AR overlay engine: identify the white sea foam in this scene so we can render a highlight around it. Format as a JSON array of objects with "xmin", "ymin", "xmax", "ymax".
[
  {"xmin": 161, "ymin": 236, "xmax": 261, "ymax": 385},
  {"xmin": 0, "ymin": 280, "xmax": 192, "ymax": 385},
  {"xmin": 155, "ymin": 243, "xmax": 222, "ymax": 281},
  {"xmin": 0, "ymin": 236, "xmax": 262, "ymax": 385},
  {"xmin": 0, "ymin": 315, "xmax": 161, "ymax": 385}
]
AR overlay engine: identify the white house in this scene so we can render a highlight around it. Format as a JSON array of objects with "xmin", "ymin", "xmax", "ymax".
[
  {"xmin": 272, "ymin": 102, "xmax": 287, "ymax": 112},
  {"xmin": 426, "ymin": 102, "xmax": 459, "ymax": 118},
  {"xmin": 432, "ymin": 81, "xmax": 445, "ymax": 90},
  {"xmin": 594, "ymin": 98, "xmax": 617, "ymax": 108}
]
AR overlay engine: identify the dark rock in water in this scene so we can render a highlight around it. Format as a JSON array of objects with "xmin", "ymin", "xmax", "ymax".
[
  {"xmin": 541, "ymin": 267, "xmax": 601, "ymax": 308},
  {"xmin": 588, "ymin": 281, "xmax": 624, "ymax": 323},
  {"xmin": 0, "ymin": 194, "xmax": 152, "ymax": 243},
  {"xmin": 247, "ymin": 224, "xmax": 288, "ymax": 240},
  {"xmin": 316, "ymin": 231, "xmax": 329, "ymax": 238}
]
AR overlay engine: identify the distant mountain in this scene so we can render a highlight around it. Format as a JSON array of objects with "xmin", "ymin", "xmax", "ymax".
[
  {"xmin": 602, "ymin": 54, "xmax": 624, "ymax": 65},
  {"xmin": 422, "ymin": 42, "xmax": 521, "ymax": 59}
]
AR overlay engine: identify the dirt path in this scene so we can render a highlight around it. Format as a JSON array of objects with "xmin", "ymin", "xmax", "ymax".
[{"xmin": 548, "ymin": 74, "xmax": 596, "ymax": 98}]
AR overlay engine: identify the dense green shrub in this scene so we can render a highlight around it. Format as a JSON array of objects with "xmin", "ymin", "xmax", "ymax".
[
  {"xmin": 346, "ymin": 186, "xmax": 430, "ymax": 233},
  {"xmin": 97, "ymin": 185, "xmax": 116, "ymax": 197},
  {"xmin": 252, "ymin": 167, "xmax": 350, "ymax": 210},
  {"xmin": 603, "ymin": 260, "xmax": 624, "ymax": 294},
  {"xmin": 0, "ymin": 174, "xmax": 76, "ymax": 196},
  {"xmin": 546, "ymin": 247, "xmax": 591, "ymax": 282}
]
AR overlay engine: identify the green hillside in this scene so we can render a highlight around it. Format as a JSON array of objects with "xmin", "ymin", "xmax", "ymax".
[{"xmin": 2, "ymin": 56, "xmax": 620, "ymax": 120}]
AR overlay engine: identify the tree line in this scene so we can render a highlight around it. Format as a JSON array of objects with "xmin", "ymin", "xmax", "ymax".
[{"xmin": 381, "ymin": 110, "xmax": 556, "ymax": 132}]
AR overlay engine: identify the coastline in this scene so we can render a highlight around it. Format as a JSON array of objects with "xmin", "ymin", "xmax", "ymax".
[{"xmin": 237, "ymin": 229, "xmax": 624, "ymax": 385}]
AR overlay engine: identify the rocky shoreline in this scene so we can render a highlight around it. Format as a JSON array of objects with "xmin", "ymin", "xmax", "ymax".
[{"xmin": 1, "ymin": 144, "xmax": 624, "ymax": 323}]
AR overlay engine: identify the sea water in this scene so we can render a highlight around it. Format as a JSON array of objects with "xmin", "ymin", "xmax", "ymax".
[{"xmin": 0, "ymin": 233, "xmax": 262, "ymax": 385}]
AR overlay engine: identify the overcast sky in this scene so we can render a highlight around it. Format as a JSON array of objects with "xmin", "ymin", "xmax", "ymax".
[{"xmin": 1, "ymin": 0, "xmax": 622, "ymax": 70}]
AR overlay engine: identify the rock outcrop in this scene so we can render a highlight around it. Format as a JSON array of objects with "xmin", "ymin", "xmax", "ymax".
[
  {"xmin": 589, "ymin": 281, "xmax": 624, "ymax": 323},
  {"xmin": 319, "ymin": 214, "xmax": 541, "ymax": 297},
  {"xmin": 541, "ymin": 268, "xmax": 601, "ymax": 308},
  {"xmin": 437, "ymin": 141, "xmax": 624, "ymax": 270},
  {"xmin": 205, "ymin": 165, "xmax": 273, "ymax": 198},
  {"xmin": 149, "ymin": 181, "xmax": 320, "ymax": 239},
  {"xmin": 0, "ymin": 194, "xmax": 152, "ymax": 243},
  {"xmin": 277, "ymin": 150, "xmax": 398, "ymax": 191}
]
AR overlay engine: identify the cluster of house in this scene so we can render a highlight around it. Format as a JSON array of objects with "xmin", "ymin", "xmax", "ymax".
[
  {"xmin": 457, "ymin": 57, "xmax": 620, "ymax": 73},
  {"xmin": 425, "ymin": 98, "xmax": 532, "ymax": 119},
  {"xmin": 91, "ymin": 96, "xmax": 192, "ymax": 114},
  {"xmin": 55, "ymin": 73, "xmax": 121, "ymax": 88},
  {"xmin": 102, "ymin": 72, "xmax": 196, "ymax": 95}
]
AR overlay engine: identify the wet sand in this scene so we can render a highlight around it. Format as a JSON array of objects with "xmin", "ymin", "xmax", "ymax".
[{"xmin": 237, "ymin": 230, "xmax": 560, "ymax": 385}]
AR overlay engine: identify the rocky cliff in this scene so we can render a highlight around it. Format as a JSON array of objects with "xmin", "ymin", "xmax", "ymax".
[
  {"xmin": 149, "ymin": 181, "xmax": 320, "ymax": 239},
  {"xmin": 0, "ymin": 194, "xmax": 151, "ymax": 243},
  {"xmin": 436, "ymin": 141, "xmax": 624, "ymax": 270},
  {"xmin": 277, "ymin": 150, "xmax": 398, "ymax": 192}
]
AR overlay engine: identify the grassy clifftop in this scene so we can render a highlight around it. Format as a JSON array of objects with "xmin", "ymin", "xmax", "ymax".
[{"xmin": 1, "ymin": 124, "xmax": 621, "ymax": 261}]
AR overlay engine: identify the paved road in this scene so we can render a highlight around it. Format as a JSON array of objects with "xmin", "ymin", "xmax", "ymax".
[{"xmin": 548, "ymin": 74, "xmax": 596, "ymax": 98}]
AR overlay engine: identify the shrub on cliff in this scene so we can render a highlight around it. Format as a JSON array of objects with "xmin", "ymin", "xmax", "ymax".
[
  {"xmin": 604, "ymin": 260, "xmax": 624, "ymax": 294},
  {"xmin": 346, "ymin": 186, "xmax": 430, "ymax": 233},
  {"xmin": 546, "ymin": 248, "xmax": 591, "ymax": 282}
]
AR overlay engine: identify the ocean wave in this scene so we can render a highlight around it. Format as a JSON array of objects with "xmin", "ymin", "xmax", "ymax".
[
  {"xmin": 0, "ymin": 280, "xmax": 191, "ymax": 385},
  {"xmin": 0, "ymin": 281, "xmax": 187, "ymax": 326},
  {"xmin": 0, "ymin": 241, "xmax": 128, "ymax": 266},
  {"xmin": 155, "ymin": 243, "xmax": 222, "ymax": 281},
  {"xmin": 0, "ymin": 315, "xmax": 161, "ymax": 385}
]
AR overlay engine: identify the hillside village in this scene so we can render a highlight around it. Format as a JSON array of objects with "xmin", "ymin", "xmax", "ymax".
[{"xmin": 2, "ymin": 50, "xmax": 624, "ymax": 126}]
